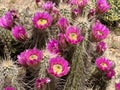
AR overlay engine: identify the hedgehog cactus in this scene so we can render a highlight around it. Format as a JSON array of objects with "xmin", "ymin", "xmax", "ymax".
[
  {"xmin": 0, "ymin": 28, "xmax": 13, "ymax": 45},
  {"xmin": 0, "ymin": 60, "xmax": 25, "ymax": 90},
  {"xmin": 0, "ymin": 0, "xmax": 118, "ymax": 90},
  {"xmin": 0, "ymin": 28, "xmax": 17, "ymax": 57},
  {"xmin": 59, "ymin": 3, "xmax": 72, "ymax": 23}
]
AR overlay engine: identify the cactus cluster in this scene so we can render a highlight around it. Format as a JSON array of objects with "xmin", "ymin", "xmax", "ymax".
[{"xmin": 0, "ymin": 0, "xmax": 119, "ymax": 90}]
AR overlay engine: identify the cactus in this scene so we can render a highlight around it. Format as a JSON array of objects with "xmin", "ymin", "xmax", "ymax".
[
  {"xmin": 0, "ymin": 0, "xmax": 117, "ymax": 90},
  {"xmin": 59, "ymin": 2, "xmax": 72, "ymax": 23},
  {"xmin": 103, "ymin": 0, "xmax": 120, "ymax": 22},
  {"xmin": 0, "ymin": 59, "xmax": 26, "ymax": 90},
  {"xmin": 0, "ymin": 28, "xmax": 13, "ymax": 47}
]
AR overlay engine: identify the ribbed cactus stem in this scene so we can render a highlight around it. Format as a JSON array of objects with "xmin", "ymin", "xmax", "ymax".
[
  {"xmin": 38, "ymin": 58, "xmax": 48, "ymax": 78},
  {"xmin": 0, "ymin": 29, "xmax": 13, "ymax": 59},
  {"xmin": 59, "ymin": 3, "xmax": 72, "ymax": 23},
  {"xmin": 63, "ymin": 45, "xmax": 86, "ymax": 90},
  {"xmin": 28, "ymin": 29, "xmax": 49, "ymax": 49},
  {"xmin": 4, "ymin": 45, "xmax": 11, "ymax": 60},
  {"xmin": 37, "ymin": 58, "xmax": 48, "ymax": 90}
]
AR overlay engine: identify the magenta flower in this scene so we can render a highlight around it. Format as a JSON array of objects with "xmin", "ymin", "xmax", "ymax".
[
  {"xmin": 57, "ymin": 17, "xmax": 69, "ymax": 32},
  {"xmin": 96, "ymin": 0, "xmax": 110, "ymax": 14},
  {"xmin": 11, "ymin": 25, "xmax": 27, "ymax": 41},
  {"xmin": 4, "ymin": 86, "xmax": 15, "ymax": 90},
  {"xmin": 35, "ymin": 0, "xmax": 41, "ymax": 7},
  {"xmin": 69, "ymin": 0, "xmax": 88, "ymax": 7},
  {"xmin": 105, "ymin": 69, "xmax": 115, "ymax": 79},
  {"xmin": 88, "ymin": 9, "xmax": 96, "ymax": 18},
  {"xmin": 47, "ymin": 57, "xmax": 70, "ymax": 77},
  {"xmin": 96, "ymin": 41, "xmax": 107, "ymax": 55},
  {"xmin": 32, "ymin": 12, "xmax": 53, "ymax": 30},
  {"xmin": 78, "ymin": 0, "xmax": 88, "ymax": 7},
  {"xmin": 51, "ymin": 8, "xmax": 59, "ymax": 21},
  {"xmin": 95, "ymin": 57, "xmax": 113, "ymax": 71},
  {"xmin": 35, "ymin": 0, "xmax": 40, "ymax": 3},
  {"xmin": 69, "ymin": 0, "xmax": 77, "ymax": 5},
  {"xmin": 0, "ymin": 12, "xmax": 13, "ymax": 29},
  {"xmin": 115, "ymin": 83, "xmax": 120, "ymax": 90},
  {"xmin": 17, "ymin": 51, "xmax": 27, "ymax": 66},
  {"xmin": 42, "ymin": 1, "xmax": 55, "ymax": 11},
  {"xmin": 46, "ymin": 39, "xmax": 59, "ymax": 54},
  {"xmin": 72, "ymin": 8, "xmax": 81, "ymax": 18},
  {"xmin": 65, "ymin": 26, "xmax": 83, "ymax": 44},
  {"xmin": 92, "ymin": 20, "xmax": 109, "ymax": 42},
  {"xmin": 58, "ymin": 33, "xmax": 67, "ymax": 49},
  {"xmin": 25, "ymin": 48, "xmax": 43, "ymax": 66},
  {"xmin": 35, "ymin": 78, "xmax": 50, "ymax": 89},
  {"xmin": 9, "ymin": 9, "xmax": 19, "ymax": 19},
  {"xmin": 17, "ymin": 48, "xmax": 43, "ymax": 66}
]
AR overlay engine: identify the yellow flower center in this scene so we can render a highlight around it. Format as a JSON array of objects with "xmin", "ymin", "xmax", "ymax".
[
  {"xmin": 100, "ymin": 63, "xmax": 107, "ymax": 67},
  {"xmin": 53, "ymin": 64, "xmax": 63, "ymax": 74},
  {"xmin": 97, "ymin": 31, "xmax": 103, "ymax": 35},
  {"xmin": 69, "ymin": 33, "xmax": 77, "ymax": 40},
  {"xmin": 29, "ymin": 54, "xmax": 38, "ymax": 60},
  {"xmin": 78, "ymin": 0, "xmax": 82, "ymax": 2},
  {"xmin": 37, "ymin": 19, "xmax": 47, "ymax": 25}
]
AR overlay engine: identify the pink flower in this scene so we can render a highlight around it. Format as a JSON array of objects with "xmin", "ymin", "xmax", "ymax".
[
  {"xmin": 115, "ymin": 83, "xmax": 120, "ymax": 90},
  {"xmin": 0, "ymin": 11, "xmax": 13, "ymax": 30},
  {"xmin": 25, "ymin": 48, "xmax": 43, "ymax": 66},
  {"xmin": 35, "ymin": 0, "xmax": 41, "ymax": 6},
  {"xmin": 46, "ymin": 39, "xmax": 59, "ymax": 54},
  {"xmin": 95, "ymin": 57, "xmax": 113, "ymax": 71},
  {"xmin": 11, "ymin": 25, "xmax": 27, "ymax": 41},
  {"xmin": 17, "ymin": 48, "xmax": 43, "ymax": 66},
  {"xmin": 92, "ymin": 20, "xmax": 109, "ymax": 42},
  {"xmin": 51, "ymin": 8, "xmax": 60, "ymax": 21},
  {"xmin": 65, "ymin": 26, "xmax": 83, "ymax": 44},
  {"xmin": 69, "ymin": 0, "xmax": 77, "ymax": 5},
  {"xmin": 32, "ymin": 12, "xmax": 53, "ymax": 30},
  {"xmin": 17, "ymin": 51, "xmax": 27, "ymax": 66},
  {"xmin": 96, "ymin": 41, "xmax": 107, "ymax": 55},
  {"xmin": 105, "ymin": 69, "xmax": 115, "ymax": 79},
  {"xmin": 47, "ymin": 57, "xmax": 70, "ymax": 77},
  {"xmin": 88, "ymin": 9, "xmax": 96, "ymax": 18},
  {"xmin": 57, "ymin": 17, "xmax": 69, "ymax": 32},
  {"xmin": 78, "ymin": 0, "xmax": 88, "ymax": 7},
  {"xmin": 4, "ymin": 86, "xmax": 15, "ymax": 90},
  {"xmin": 42, "ymin": 1, "xmax": 55, "ymax": 11},
  {"xmin": 35, "ymin": 78, "xmax": 50, "ymax": 89},
  {"xmin": 35, "ymin": 0, "xmax": 40, "ymax": 3},
  {"xmin": 69, "ymin": 0, "xmax": 88, "ymax": 7},
  {"xmin": 96, "ymin": 0, "xmax": 110, "ymax": 14},
  {"xmin": 72, "ymin": 8, "xmax": 81, "ymax": 18},
  {"xmin": 9, "ymin": 9, "xmax": 19, "ymax": 19},
  {"xmin": 58, "ymin": 33, "xmax": 67, "ymax": 49}
]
